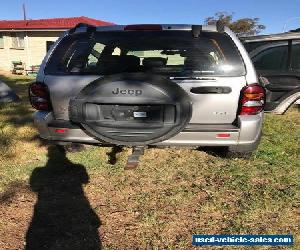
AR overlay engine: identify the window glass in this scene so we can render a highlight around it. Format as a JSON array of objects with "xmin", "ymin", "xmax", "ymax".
[
  {"xmin": 253, "ymin": 45, "xmax": 288, "ymax": 70},
  {"xmin": 291, "ymin": 41, "xmax": 300, "ymax": 71},
  {"xmin": 11, "ymin": 33, "xmax": 25, "ymax": 48},
  {"xmin": 127, "ymin": 50, "xmax": 185, "ymax": 65},
  {"xmin": 46, "ymin": 41, "xmax": 55, "ymax": 51},
  {"xmin": 46, "ymin": 31, "xmax": 246, "ymax": 77},
  {"xmin": 0, "ymin": 34, "xmax": 4, "ymax": 48},
  {"xmin": 243, "ymin": 41, "xmax": 269, "ymax": 53},
  {"xmin": 87, "ymin": 43, "xmax": 105, "ymax": 66}
]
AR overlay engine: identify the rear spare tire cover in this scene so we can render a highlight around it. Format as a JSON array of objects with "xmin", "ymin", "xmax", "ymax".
[{"xmin": 69, "ymin": 73, "xmax": 192, "ymax": 146}]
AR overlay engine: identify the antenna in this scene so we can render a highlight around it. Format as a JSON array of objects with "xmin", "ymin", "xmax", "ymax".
[{"xmin": 23, "ymin": 3, "xmax": 27, "ymax": 21}]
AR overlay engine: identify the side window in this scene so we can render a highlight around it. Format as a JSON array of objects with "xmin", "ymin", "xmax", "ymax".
[
  {"xmin": 56, "ymin": 40, "xmax": 93, "ymax": 73},
  {"xmin": 291, "ymin": 41, "xmax": 300, "ymax": 71},
  {"xmin": 253, "ymin": 45, "xmax": 288, "ymax": 71},
  {"xmin": 59, "ymin": 41, "xmax": 107, "ymax": 73},
  {"xmin": 87, "ymin": 43, "xmax": 105, "ymax": 66},
  {"xmin": 243, "ymin": 41, "xmax": 269, "ymax": 53}
]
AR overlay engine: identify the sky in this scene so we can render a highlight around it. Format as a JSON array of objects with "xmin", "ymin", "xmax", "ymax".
[{"xmin": 2, "ymin": 0, "xmax": 300, "ymax": 35}]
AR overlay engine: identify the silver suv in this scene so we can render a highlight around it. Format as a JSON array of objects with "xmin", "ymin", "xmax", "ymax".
[{"xmin": 29, "ymin": 23, "xmax": 265, "ymax": 159}]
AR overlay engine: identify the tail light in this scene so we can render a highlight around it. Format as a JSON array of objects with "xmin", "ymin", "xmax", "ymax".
[
  {"xmin": 124, "ymin": 24, "xmax": 162, "ymax": 31},
  {"xmin": 239, "ymin": 84, "xmax": 265, "ymax": 115},
  {"xmin": 29, "ymin": 82, "xmax": 52, "ymax": 111}
]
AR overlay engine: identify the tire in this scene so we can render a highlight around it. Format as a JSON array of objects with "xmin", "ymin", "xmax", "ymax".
[{"xmin": 69, "ymin": 73, "xmax": 192, "ymax": 146}]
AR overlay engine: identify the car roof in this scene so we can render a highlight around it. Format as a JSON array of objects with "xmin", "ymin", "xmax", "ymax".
[
  {"xmin": 69, "ymin": 23, "xmax": 229, "ymax": 34},
  {"xmin": 241, "ymin": 31, "xmax": 300, "ymax": 43}
]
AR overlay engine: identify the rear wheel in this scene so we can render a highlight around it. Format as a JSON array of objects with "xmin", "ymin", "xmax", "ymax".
[{"xmin": 69, "ymin": 73, "xmax": 192, "ymax": 146}]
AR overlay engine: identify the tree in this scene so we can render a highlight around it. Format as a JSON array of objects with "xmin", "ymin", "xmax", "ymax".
[{"xmin": 205, "ymin": 12, "xmax": 266, "ymax": 36}]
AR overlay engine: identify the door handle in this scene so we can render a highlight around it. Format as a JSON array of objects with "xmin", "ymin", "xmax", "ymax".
[{"xmin": 190, "ymin": 86, "xmax": 231, "ymax": 94}]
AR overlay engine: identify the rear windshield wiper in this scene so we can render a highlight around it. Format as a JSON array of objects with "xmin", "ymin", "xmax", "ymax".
[
  {"xmin": 169, "ymin": 70, "xmax": 216, "ymax": 80},
  {"xmin": 169, "ymin": 76, "xmax": 216, "ymax": 80}
]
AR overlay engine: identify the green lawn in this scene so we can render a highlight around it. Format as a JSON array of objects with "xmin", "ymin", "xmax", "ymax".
[{"xmin": 0, "ymin": 74, "xmax": 299, "ymax": 249}]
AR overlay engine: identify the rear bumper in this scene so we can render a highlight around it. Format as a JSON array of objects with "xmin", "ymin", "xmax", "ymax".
[{"xmin": 33, "ymin": 111, "xmax": 263, "ymax": 152}]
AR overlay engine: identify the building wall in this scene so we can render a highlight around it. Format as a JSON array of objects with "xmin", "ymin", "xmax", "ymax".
[{"xmin": 0, "ymin": 31, "xmax": 63, "ymax": 71}]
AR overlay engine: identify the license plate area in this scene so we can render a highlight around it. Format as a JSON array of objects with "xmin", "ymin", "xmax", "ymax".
[
  {"xmin": 104, "ymin": 105, "xmax": 163, "ymax": 122},
  {"xmin": 84, "ymin": 104, "xmax": 176, "ymax": 125}
]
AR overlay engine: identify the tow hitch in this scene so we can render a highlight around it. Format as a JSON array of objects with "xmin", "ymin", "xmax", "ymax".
[{"xmin": 125, "ymin": 146, "xmax": 146, "ymax": 170}]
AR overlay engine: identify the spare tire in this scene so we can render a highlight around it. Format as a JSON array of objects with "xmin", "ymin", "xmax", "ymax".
[{"xmin": 69, "ymin": 73, "xmax": 192, "ymax": 146}]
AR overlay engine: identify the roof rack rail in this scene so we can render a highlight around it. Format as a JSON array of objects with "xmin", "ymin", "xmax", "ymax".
[
  {"xmin": 69, "ymin": 22, "xmax": 96, "ymax": 34},
  {"xmin": 216, "ymin": 20, "xmax": 225, "ymax": 33}
]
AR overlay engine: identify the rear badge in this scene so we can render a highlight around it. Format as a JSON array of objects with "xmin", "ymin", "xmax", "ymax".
[
  {"xmin": 133, "ymin": 111, "xmax": 147, "ymax": 118},
  {"xmin": 112, "ymin": 88, "xmax": 142, "ymax": 96},
  {"xmin": 213, "ymin": 111, "xmax": 228, "ymax": 115}
]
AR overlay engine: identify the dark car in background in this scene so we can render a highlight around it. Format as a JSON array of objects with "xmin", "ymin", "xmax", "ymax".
[{"xmin": 242, "ymin": 30, "xmax": 300, "ymax": 114}]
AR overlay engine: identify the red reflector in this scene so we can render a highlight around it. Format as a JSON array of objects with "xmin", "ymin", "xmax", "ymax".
[
  {"xmin": 124, "ymin": 24, "xmax": 162, "ymax": 31},
  {"xmin": 216, "ymin": 133, "xmax": 230, "ymax": 138},
  {"xmin": 55, "ymin": 128, "xmax": 67, "ymax": 134}
]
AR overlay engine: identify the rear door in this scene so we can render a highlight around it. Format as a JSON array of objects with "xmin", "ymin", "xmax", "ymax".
[
  {"xmin": 250, "ymin": 40, "xmax": 300, "ymax": 111},
  {"xmin": 43, "ymin": 30, "xmax": 247, "ymax": 124}
]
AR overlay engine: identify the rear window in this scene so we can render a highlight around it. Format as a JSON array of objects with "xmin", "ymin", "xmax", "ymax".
[{"xmin": 45, "ymin": 31, "xmax": 245, "ymax": 77}]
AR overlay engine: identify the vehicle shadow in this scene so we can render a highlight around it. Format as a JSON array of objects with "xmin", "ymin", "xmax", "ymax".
[{"xmin": 25, "ymin": 145, "xmax": 102, "ymax": 250}]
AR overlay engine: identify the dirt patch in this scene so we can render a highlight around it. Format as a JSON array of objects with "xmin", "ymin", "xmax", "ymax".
[
  {"xmin": 0, "ymin": 182, "xmax": 35, "ymax": 250},
  {"xmin": 0, "ymin": 181, "xmax": 30, "ymax": 204}
]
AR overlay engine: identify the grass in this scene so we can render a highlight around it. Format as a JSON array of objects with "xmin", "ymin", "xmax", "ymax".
[{"xmin": 0, "ymin": 73, "xmax": 299, "ymax": 249}]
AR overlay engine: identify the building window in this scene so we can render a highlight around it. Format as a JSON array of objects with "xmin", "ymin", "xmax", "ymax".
[
  {"xmin": 0, "ymin": 34, "xmax": 4, "ymax": 48},
  {"xmin": 11, "ymin": 33, "xmax": 25, "ymax": 49},
  {"xmin": 46, "ymin": 41, "xmax": 55, "ymax": 52}
]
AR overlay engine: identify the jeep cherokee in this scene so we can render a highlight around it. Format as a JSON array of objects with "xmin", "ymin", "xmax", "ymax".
[{"xmin": 29, "ymin": 23, "xmax": 265, "ymax": 159}]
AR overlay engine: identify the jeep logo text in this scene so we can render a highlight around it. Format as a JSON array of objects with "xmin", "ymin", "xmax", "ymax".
[{"xmin": 112, "ymin": 88, "xmax": 142, "ymax": 96}]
